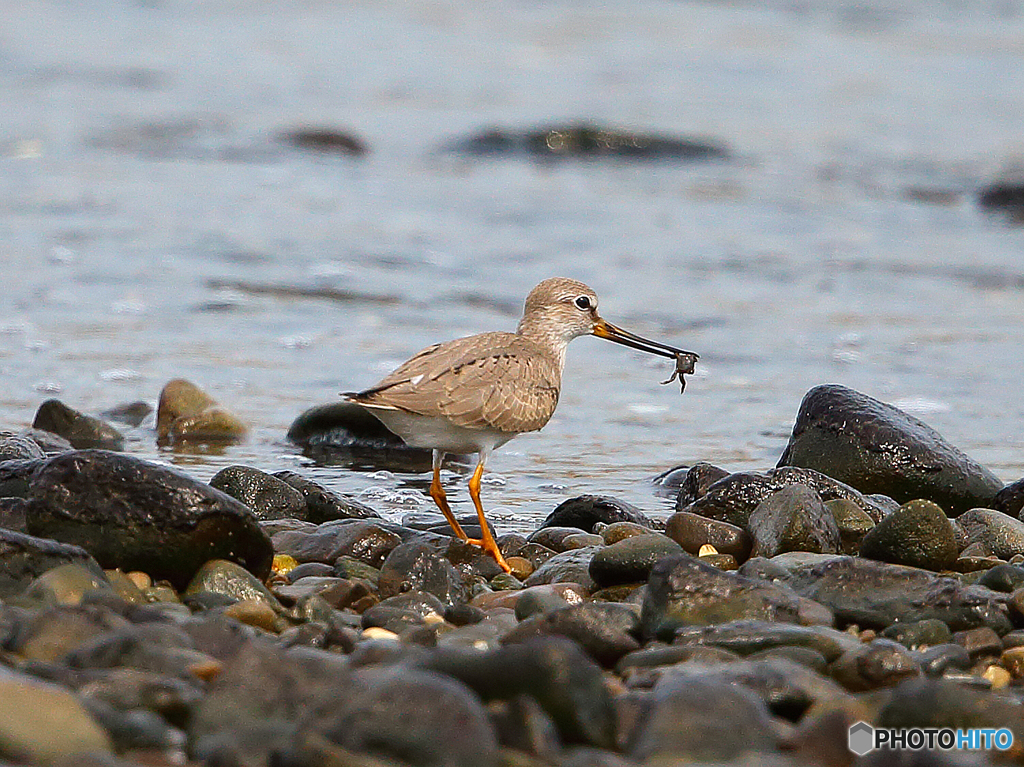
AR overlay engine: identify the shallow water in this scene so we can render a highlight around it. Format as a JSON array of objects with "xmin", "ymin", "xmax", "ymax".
[{"xmin": 3, "ymin": 0, "xmax": 1024, "ymax": 534}]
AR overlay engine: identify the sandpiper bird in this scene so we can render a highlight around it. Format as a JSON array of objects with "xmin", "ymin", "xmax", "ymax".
[{"xmin": 344, "ymin": 277, "xmax": 697, "ymax": 572}]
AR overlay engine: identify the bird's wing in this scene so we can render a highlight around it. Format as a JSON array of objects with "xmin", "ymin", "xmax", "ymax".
[{"xmin": 351, "ymin": 333, "xmax": 560, "ymax": 433}]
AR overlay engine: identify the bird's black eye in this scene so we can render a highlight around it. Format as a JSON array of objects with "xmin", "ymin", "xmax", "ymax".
[{"xmin": 574, "ymin": 295, "xmax": 592, "ymax": 310}]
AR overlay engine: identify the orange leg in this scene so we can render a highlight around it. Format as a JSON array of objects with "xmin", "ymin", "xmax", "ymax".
[
  {"xmin": 467, "ymin": 457, "xmax": 512, "ymax": 573},
  {"xmin": 429, "ymin": 450, "xmax": 469, "ymax": 541}
]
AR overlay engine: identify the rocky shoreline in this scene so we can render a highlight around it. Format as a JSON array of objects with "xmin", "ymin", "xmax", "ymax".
[{"xmin": 1, "ymin": 381, "xmax": 1023, "ymax": 766}]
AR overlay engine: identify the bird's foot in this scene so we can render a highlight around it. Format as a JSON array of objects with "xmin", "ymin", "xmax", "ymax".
[{"xmin": 465, "ymin": 537, "xmax": 512, "ymax": 574}]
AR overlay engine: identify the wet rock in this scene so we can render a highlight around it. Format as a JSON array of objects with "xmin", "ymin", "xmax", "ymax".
[
  {"xmin": 0, "ymin": 528, "xmax": 104, "ymax": 599},
  {"xmin": 447, "ymin": 123, "xmax": 729, "ymax": 162},
  {"xmin": 977, "ymin": 563, "xmax": 1024, "ymax": 592},
  {"xmin": 62, "ymin": 622, "xmax": 219, "ymax": 678},
  {"xmin": 830, "ymin": 638, "xmax": 921, "ymax": 691},
  {"xmin": 680, "ymin": 465, "xmax": 889, "ymax": 526},
  {"xmin": 20, "ymin": 428, "xmax": 74, "ymax": 454},
  {"xmin": 627, "ymin": 675, "xmax": 777, "ymax": 762},
  {"xmin": 670, "ymin": 462, "xmax": 732, "ymax": 507},
  {"xmin": 417, "ymin": 637, "xmax": 616, "ymax": 748},
  {"xmin": 378, "ymin": 539, "xmax": 469, "ymax": 605},
  {"xmin": 824, "ymin": 498, "xmax": 875, "ymax": 553},
  {"xmin": 210, "ymin": 465, "xmax": 306, "ymax": 521},
  {"xmin": 77, "ymin": 668, "xmax": 203, "ymax": 729},
  {"xmin": 914, "ymin": 643, "xmax": 973, "ymax": 676},
  {"xmin": 0, "ymin": 432, "xmax": 46, "ymax": 460},
  {"xmin": 190, "ymin": 640, "xmax": 351, "ymax": 764},
  {"xmin": 528, "ymin": 526, "xmax": 587, "ymax": 552},
  {"xmin": 952, "ymin": 626, "xmax": 1003, "ymax": 658},
  {"xmin": 305, "ymin": 665, "xmax": 498, "ymax": 767},
  {"xmin": 286, "ymin": 402, "xmax": 432, "ymax": 467},
  {"xmin": 156, "ymin": 378, "xmax": 248, "ymax": 445},
  {"xmin": 24, "ymin": 562, "xmax": 113, "ymax": 606},
  {"xmin": 778, "ymin": 384, "xmax": 1002, "ymax": 515},
  {"xmin": 0, "ymin": 458, "xmax": 42, "ymax": 499},
  {"xmin": 978, "ymin": 181, "xmax": 1024, "ymax": 221},
  {"xmin": 671, "ymin": 619, "xmax": 860, "ymax": 662},
  {"xmin": 9, "ymin": 603, "xmax": 130, "ymax": 661},
  {"xmin": 859, "ymin": 499, "xmax": 959, "ymax": 571},
  {"xmin": 598, "ymin": 521, "xmax": 651, "ymax": 544},
  {"xmin": 0, "ymin": 497, "xmax": 27, "ymax": 531},
  {"xmin": 276, "ymin": 577, "xmax": 368, "ymax": 610},
  {"xmin": 664, "ymin": 510, "xmax": 752, "ymax": 560},
  {"xmin": 26, "ymin": 450, "xmax": 273, "ymax": 589},
  {"xmin": 32, "ymin": 399, "xmax": 125, "ymax": 451},
  {"xmin": 785, "ymin": 556, "xmax": 1013, "ymax": 632},
  {"xmin": 273, "ymin": 520, "xmax": 403, "ymax": 568},
  {"xmin": 748, "ymin": 485, "xmax": 841, "ymax": 558},
  {"xmin": 639, "ymin": 553, "xmax": 832, "ymax": 639},
  {"xmin": 880, "ymin": 619, "xmax": 953, "ymax": 650},
  {"xmin": 279, "ymin": 127, "xmax": 367, "ymax": 155},
  {"xmin": 995, "ymin": 476, "xmax": 1024, "ymax": 518},
  {"xmin": 100, "ymin": 400, "xmax": 153, "ymax": 427},
  {"xmin": 588, "ymin": 534, "xmax": 681, "ymax": 588},
  {"xmin": 489, "ymin": 694, "xmax": 561, "ymax": 761},
  {"xmin": 361, "ymin": 591, "xmax": 445, "ymax": 635},
  {"xmin": 957, "ymin": 508, "xmax": 1024, "ymax": 560},
  {"xmin": 540, "ymin": 495, "xmax": 656, "ymax": 532},
  {"xmin": 877, "ymin": 677, "xmax": 1024, "ymax": 743},
  {"xmin": 0, "ymin": 667, "xmax": 113, "ymax": 763},
  {"xmin": 524, "ymin": 547, "xmax": 600, "ymax": 592},
  {"xmin": 471, "ymin": 583, "xmax": 587, "ymax": 615},
  {"xmin": 501, "ymin": 602, "xmax": 640, "ymax": 667},
  {"xmin": 273, "ymin": 470, "xmax": 381, "ymax": 521},
  {"xmin": 185, "ymin": 559, "xmax": 283, "ymax": 610}
]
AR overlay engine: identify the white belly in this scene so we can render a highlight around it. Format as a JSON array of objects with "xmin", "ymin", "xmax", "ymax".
[{"xmin": 364, "ymin": 406, "xmax": 515, "ymax": 455}]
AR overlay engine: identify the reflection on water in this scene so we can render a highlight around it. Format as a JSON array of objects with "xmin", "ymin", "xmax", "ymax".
[{"xmin": 3, "ymin": 0, "xmax": 1024, "ymax": 532}]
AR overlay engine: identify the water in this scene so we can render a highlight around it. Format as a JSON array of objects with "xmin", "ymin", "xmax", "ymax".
[{"xmin": 3, "ymin": 0, "xmax": 1024, "ymax": 534}]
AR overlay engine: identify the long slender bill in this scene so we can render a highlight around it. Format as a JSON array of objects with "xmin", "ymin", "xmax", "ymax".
[{"xmin": 593, "ymin": 318, "xmax": 699, "ymax": 393}]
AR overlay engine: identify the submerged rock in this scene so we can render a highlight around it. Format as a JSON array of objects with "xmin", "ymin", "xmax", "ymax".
[
  {"xmin": 777, "ymin": 384, "xmax": 1002, "ymax": 515},
  {"xmin": 156, "ymin": 378, "xmax": 248, "ymax": 445},
  {"xmin": 32, "ymin": 399, "xmax": 125, "ymax": 451},
  {"xmin": 273, "ymin": 470, "xmax": 380, "ymax": 521},
  {"xmin": 25, "ymin": 450, "xmax": 272, "ymax": 588},
  {"xmin": 210, "ymin": 465, "xmax": 306, "ymax": 521}
]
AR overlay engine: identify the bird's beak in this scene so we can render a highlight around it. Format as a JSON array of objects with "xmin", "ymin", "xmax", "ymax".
[{"xmin": 592, "ymin": 317, "xmax": 699, "ymax": 361}]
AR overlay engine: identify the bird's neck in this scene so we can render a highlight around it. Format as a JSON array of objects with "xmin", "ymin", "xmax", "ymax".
[{"xmin": 516, "ymin": 315, "xmax": 571, "ymax": 372}]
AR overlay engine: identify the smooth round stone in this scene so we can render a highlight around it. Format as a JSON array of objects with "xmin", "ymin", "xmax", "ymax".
[
  {"xmin": 223, "ymin": 600, "xmax": 280, "ymax": 632},
  {"xmin": 589, "ymin": 534, "xmax": 683, "ymax": 588},
  {"xmin": 747, "ymin": 485, "xmax": 841, "ymax": 558},
  {"xmin": 470, "ymin": 583, "xmax": 587, "ymax": 613},
  {"xmin": 26, "ymin": 450, "xmax": 273, "ymax": 588},
  {"xmin": 0, "ymin": 528, "xmax": 104, "ymax": 600},
  {"xmin": 601, "ymin": 522, "xmax": 653, "ymax": 545},
  {"xmin": 273, "ymin": 470, "xmax": 380, "ymax": 522},
  {"xmin": 524, "ymin": 547, "xmax": 600, "ymax": 592},
  {"xmin": 185, "ymin": 559, "xmax": 282, "ymax": 611},
  {"xmin": 956, "ymin": 508, "xmax": 1024, "ymax": 560},
  {"xmin": 528, "ymin": 527, "xmax": 588, "ymax": 552},
  {"xmin": 824, "ymin": 498, "xmax": 875, "ymax": 553},
  {"xmin": 209, "ymin": 465, "xmax": 306, "ymax": 521},
  {"xmin": 952, "ymin": 627, "xmax": 1003, "ymax": 658},
  {"xmin": 859, "ymin": 500, "xmax": 958, "ymax": 571},
  {"xmin": 561, "ymin": 533, "xmax": 604, "ymax": 550},
  {"xmin": 540, "ymin": 495, "xmax": 655, "ymax": 533},
  {"xmin": 156, "ymin": 378, "xmax": 248, "ymax": 445},
  {"xmin": 1000, "ymin": 646, "xmax": 1024, "ymax": 678},
  {"xmin": 699, "ymin": 553, "xmax": 738, "ymax": 570},
  {"xmin": 976, "ymin": 563, "xmax": 1024, "ymax": 592},
  {"xmin": 333, "ymin": 556, "xmax": 381, "ymax": 585},
  {"xmin": 489, "ymin": 573, "xmax": 524, "ymax": 591},
  {"xmin": 830, "ymin": 638, "xmax": 921, "ymax": 691},
  {"xmin": 670, "ymin": 462, "xmax": 731, "ymax": 507},
  {"xmin": 32, "ymin": 399, "xmax": 125, "ymax": 451},
  {"xmin": 880, "ymin": 619, "xmax": 953, "ymax": 650},
  {"xmin": 24, "ymin": 563, "xmax": 112, "ymax": 606},
  {"xmin": 286, "ymin": 562, "xmax": 334, "ymax": 581},
  {"xmin": 505, "ymin": 556, "xmax": 534, "ymax": 581},
  {"xmin": 664, "ymin": 511, "xmax": 752, "ymax": 561}
]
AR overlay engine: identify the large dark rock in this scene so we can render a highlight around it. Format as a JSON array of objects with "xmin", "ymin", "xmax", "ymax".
[
  {"xmin": 785, "ymin": 556, "xmax": 1012, "ymax": 632},
  {"xmin": 273, "ymin": 470, "xmax": 380, "ymax": 521},
  {"xmin": 0, "ymin": 529, "xmax": 104, "ymax": 599},
  {"xmin": 639, "ymin": 553, "xmax": 832, "ymax": 639},
  {"xmin": 25, "ymin": 450, "xmax": 273, "ymax": 588},
  {"xmin": 541, "ymin": 495, "xmax": 656, "ymax": 532},
  {"xmin": 32, "ymin": 400, "xmax": 125, "ymax": 451},
  {"xmin": 304, "ymin": 666, "xmax": 499, "ymax": 767},
  {"xmin": 679, "ymin": 465, "xmax": 889, "ymax": 526},
  {"xmin": 416, "ymin": 637, "xmax": 616, "ymax": 748},
  {"xmin": 501, "ymin": 602, "xmax": 641, "ymax": 667},
  {"xmin": 778, "ymin": 385, "xmax": 1002, "ymax": 515},
  {"xmin": 377, "ymin": 539, "xmax": 469, "ymax": 605},
  {"xmin": 667, "ymin": 462, "xmax": 731, "ymax": 506},
  {"xmin": 859, "ymin": 499, "xmax": 959, "ymax": 570},
  {"xmin": 747, "ymin": 485, "xmax": 841, "ymax": 558},
  {"xmin": 287, "ymin": 401, "xmax": 410, "ymax": 450},
  {"xmin": 627, "ymin": 674, "xmax": 777, "ymax": 762}
]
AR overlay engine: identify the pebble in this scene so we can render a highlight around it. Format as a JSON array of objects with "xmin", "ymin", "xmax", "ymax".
[
  {"xmin": 32, "ymin": 399, "xmax": 125, "ymax": 451},
  {"xmin": 858, "ymin": 499, "xmax": 959, "ymax": 571},
  {"xmin": 156, "ymin": 378, "xmax": 248, "ymax": 445}
]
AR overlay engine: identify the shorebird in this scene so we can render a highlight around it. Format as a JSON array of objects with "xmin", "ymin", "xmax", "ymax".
[{"xmin": 344, "ymin": 277, "xmax": 697, "ymax": 572}]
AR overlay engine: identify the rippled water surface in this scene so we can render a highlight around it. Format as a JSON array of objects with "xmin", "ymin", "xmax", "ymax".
[{"xmin": 3, "ymin": 0, "xmax": 1024, "ymax": 533}]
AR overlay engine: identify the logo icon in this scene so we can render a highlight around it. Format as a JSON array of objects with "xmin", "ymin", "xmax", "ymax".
[{"xmin": 849, "ymin": 721, "xmax": 875, "ymax": 756}]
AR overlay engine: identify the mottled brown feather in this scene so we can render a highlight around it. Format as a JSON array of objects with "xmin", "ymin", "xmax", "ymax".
[{"xmin": 352, "ymin": 332, "xmax": 561, "ymax": 434}]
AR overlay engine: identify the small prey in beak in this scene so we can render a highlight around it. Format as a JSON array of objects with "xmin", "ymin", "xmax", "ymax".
[{"xmin": 592, "ymin": 319, "xmax": 699, "ymax": 393}]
